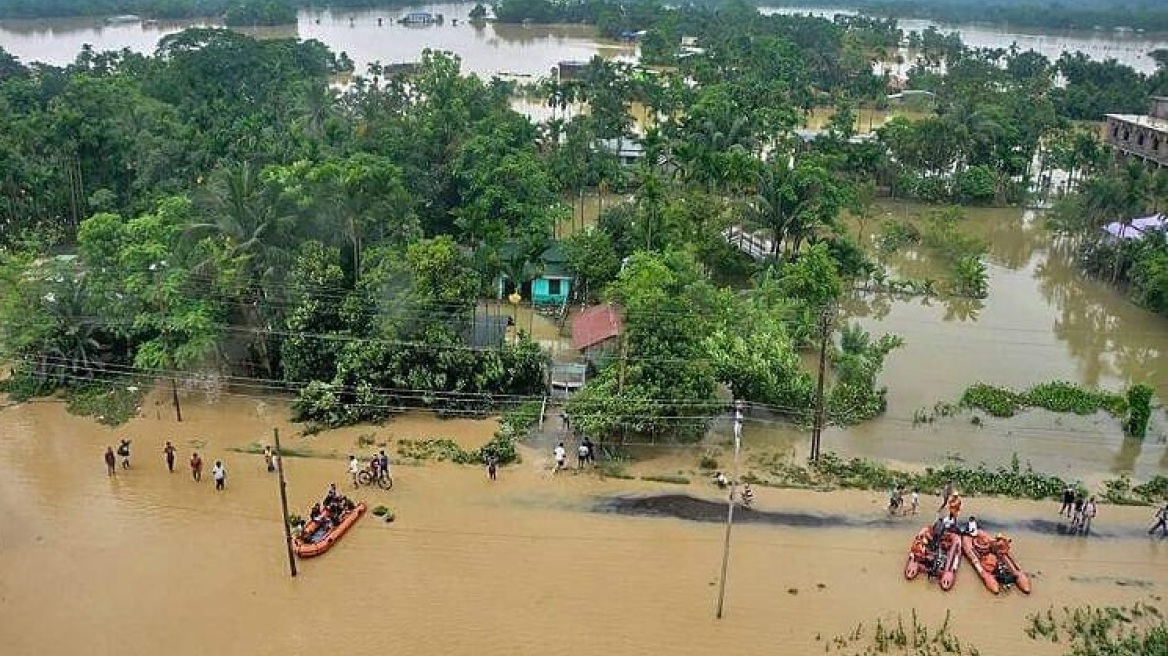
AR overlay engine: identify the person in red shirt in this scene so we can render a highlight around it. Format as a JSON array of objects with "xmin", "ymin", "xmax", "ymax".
[{"xmin": 190, "ymin": 452, "xmax": 203, "ymax": 482}]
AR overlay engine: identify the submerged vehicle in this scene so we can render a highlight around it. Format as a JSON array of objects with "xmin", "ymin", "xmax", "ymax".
[
  {"xmin": 904, "ymin": 524, "xmax": 962, "ymax": 590},
  {"xmin": 961, "ymin": 530, "xmax": 1032, "ymax": 594},
  {"xmin": 293, "ymin": 502, "xmax": 366, "ymax": 558}
]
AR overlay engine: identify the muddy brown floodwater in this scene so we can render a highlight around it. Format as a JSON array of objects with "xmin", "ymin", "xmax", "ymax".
[{"xmin": 2, "ymin": 395, "xmax": 1168, "ymax": 656}]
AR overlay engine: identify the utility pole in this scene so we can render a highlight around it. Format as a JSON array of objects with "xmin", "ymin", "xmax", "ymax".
[
  {"xmin": 715, "ymin": 402, "xmax": 743, "ymax": 619},
  {"xmin": 273, "ymin": 428, "xmax": 298, "ymax": 578},
  {"xmin": 810, "ymin": 306, "xmax": 832, "ymax": 462}
]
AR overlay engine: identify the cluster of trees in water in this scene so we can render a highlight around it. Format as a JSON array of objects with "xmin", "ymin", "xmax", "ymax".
[
  {"xmin": 762, "ymin": 0, "xmax": 1168, "ymax": 34},
  {"xmin": 0, "ymin": 3, "xmax": 1165, "ymax": 441}
]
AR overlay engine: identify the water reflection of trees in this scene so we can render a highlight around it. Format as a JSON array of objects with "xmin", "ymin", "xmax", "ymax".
[
  {"xmin": 1033, "ymin": 238, "xmax": 1167, "ymax": 393},
  {"xmin": 980, "ymin": 208, "xmax": 1046, "ymax": 270},
  {"xmin": 845, "ymin": 288, "xmax": 984, "ymax": 322}
]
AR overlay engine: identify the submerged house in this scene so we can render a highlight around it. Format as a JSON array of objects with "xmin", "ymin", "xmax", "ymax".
[
  {"xmin": 495, "ymin": 242, "xmax": 573, "ymax": 308},
  {"xmin": 1103, "ymin": 213, "xmax": 1168, "ymax": 241},
  {"xmin": 399, "ymin": 11, "xmax": 441, "ymax": 25},
  {"xmin": 596, "ymin": 137, "xmax": 646, "ymax": 167},
  {"xmin": 570, "ymin": 304, "xmax": 622, "ymax": 367}
]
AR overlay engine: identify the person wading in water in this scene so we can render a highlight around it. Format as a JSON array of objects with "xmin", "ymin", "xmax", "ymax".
[{"xmin": 163, "ymin": 442, "xmax": 176, "ymax": 473}]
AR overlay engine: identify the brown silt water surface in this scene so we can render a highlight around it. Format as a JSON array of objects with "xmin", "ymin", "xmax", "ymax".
[{"xmin": 2, "ymin": 397, "xmax": 1168, "ymax": 656}]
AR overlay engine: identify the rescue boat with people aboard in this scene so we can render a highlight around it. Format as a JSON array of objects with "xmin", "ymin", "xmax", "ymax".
[
  {"xmin": 293, "ymin": 502, "xmax": 367, "ymax": 558},
  {"xmin": 960, "ymin": 529, "xmax": 1031, "ymax": 594},
  {"xmin": 904, "ymin": 524, "xmax": 961, "ymax": 590}
]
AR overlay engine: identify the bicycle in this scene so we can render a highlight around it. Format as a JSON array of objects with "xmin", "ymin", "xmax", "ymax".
[{"xmin": 357, "ymin": 467, "xmax": 393, "ymax": 490}]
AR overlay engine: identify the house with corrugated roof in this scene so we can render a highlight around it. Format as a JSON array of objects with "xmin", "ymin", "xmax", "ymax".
[{"xmin": 570, "ymin": 303, "xmax": 622, "ymax": 366}]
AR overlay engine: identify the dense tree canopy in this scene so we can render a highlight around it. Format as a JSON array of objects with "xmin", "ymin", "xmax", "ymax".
[{"xmin": 0, "ymin": 2, "xmax": 1158, "ymax": 440}]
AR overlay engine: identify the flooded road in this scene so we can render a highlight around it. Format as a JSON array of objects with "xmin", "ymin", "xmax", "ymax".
[{"xmin": 2, "ymin": 397, "xmax": 1167, "ymax": 656}]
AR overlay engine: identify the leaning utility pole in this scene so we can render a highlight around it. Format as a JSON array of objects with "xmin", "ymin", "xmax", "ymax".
[
  {"xmin": 273, "ymin": 428, "xmax": 298, "ymax": 578},
  {"xmin": 810, "ymin": 306, "xmax": 833, "ymax": 462},
  {"xmin": 715, "ymin": 403, "xmax": 744, "ymax": 619}
]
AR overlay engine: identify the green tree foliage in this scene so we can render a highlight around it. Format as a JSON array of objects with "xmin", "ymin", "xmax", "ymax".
[
  {"xmin": 566, "ymin": 251, "xmax": 719, "ymax": 442},
  {"xmin": 828, "ymin": 323, "xmax": 904, "ymax": 424}
]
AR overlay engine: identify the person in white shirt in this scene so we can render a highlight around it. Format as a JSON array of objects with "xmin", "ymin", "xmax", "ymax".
[
  {"xmin": 577, "ymin": 443, "xmax": 589, "ymax": 469},
  {"xmin": 348, "ymin": 455, "xmax": 360, "ymax": 488},
  {"xmin": 910, "ymin": 489, "xmax": 920, "ymax": 515},
  {"xmin": 553, "ymin": 443, "xmax": 566, "ymax": 471},
  {"xmin": 211, "ymin": 461, "xmax": 226, "ymax": 491},
  {"xmin": 966, "ymin": 516, "xmax": 979, "ymax": 534}
]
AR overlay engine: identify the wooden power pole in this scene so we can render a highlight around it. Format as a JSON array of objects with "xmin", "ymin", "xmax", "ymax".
[{"xmin": 273, "ymin": 428, "xmax": 298, "ymax": 578}]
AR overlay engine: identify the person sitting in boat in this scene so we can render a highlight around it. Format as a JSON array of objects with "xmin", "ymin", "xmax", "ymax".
[
  {"xmin": 964, "ymin": 515, "xmax": 979, "ymax": 535},
  {"xmin": 310, "ymin": 504, "xmax": 327, "ymax": 528},
  {"xmin": 324, "ymin": 483, "xmax": 338, "ymax": 506}
]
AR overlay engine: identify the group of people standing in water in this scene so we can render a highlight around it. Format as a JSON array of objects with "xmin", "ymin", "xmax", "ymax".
[{"xmin": 102, "ymin": 439, "xmax": 226, "ymax": 490}]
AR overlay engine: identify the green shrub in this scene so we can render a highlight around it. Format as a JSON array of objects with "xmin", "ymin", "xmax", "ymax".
[
  {"xmin": 64, "ymin": 383, "xmax": 144, "ymax": 426},
  {"xmin": 1125, "ymin": 383, "xmax": 1154, "ymax": 438},
  {"xmin": 960, "ymin": 383, "xmax": 1024, "ymax": 417},
  {"xmin": 960, "ymin": 381, "xmax": 1127, "ymax": 419},
  {"xmin": 372, "ymin": 505, "xmax": 389, "ymax": 517}
]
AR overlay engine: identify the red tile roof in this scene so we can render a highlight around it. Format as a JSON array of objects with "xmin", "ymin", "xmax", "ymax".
[{"xmin": 571, "ymin": 304, "xmax": 623, "ymax": 350}]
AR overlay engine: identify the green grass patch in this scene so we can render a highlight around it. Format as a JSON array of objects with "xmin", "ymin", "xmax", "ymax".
[
  {"xmin": 598, "ymin": 460, "xmax": 635, "ymax": 480},
  {"xmin": 230, "ymin": 442, "xmax": 320, "ymax": 458},
  {"xmin": 746, "ymin": 450, "xmax": 1160, "ymax": 503}
]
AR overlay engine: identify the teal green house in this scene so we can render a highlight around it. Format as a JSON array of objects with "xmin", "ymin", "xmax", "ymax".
[{"xmin": 496, "ymin": 242, "xmax": 573, "ymax": 308}]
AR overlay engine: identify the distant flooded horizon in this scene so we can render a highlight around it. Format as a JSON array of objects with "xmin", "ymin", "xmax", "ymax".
[{"xmin": 1, "ymin": 3, "xmax": 1164, "ymax": 75}]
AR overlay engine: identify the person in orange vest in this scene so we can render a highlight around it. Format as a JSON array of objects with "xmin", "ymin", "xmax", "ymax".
[{"xmin": 947, "ymin": 493, "xmax": 962, "ymax": 519}]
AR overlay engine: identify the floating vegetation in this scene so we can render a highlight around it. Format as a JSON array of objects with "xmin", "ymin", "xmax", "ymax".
[
  {"xmin": 826, "ymin": 610, "xmax": 981, "ymax": 655},
  {"xmin": 1025, "ymin": 602, "xmax": 1166, "ymax": 653}
]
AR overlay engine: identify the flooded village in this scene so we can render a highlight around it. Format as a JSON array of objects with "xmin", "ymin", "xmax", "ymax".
[{"xmin": 1, "ymin": 3, "xmax": 1168, "ymax": 656}]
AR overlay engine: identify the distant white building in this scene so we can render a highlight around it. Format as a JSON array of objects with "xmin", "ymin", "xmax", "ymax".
[{"xmin": 596, "ymin": 137, "xmax": 646, "ymax": 166}]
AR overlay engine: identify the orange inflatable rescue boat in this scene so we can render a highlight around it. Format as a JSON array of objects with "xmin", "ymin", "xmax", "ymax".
[
  {"xmin": 293, "ymin": 503, "xmax": 366, "ymax": 558},
  {"xmin": 904, "ymin": 524, "xmax": 961, "ymax": 591},
  {"xmin": 960, "ymin": 530, "xmax": 1031, "ymax": 594}
]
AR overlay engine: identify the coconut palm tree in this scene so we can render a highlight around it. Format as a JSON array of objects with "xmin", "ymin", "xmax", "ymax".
[{"xmin": 185, "ymin": 161, "xmax": 291, "ymax": 377}]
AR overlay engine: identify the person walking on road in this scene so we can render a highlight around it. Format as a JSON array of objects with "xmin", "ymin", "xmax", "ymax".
[
  {"xmin": 163, "ymin": 441, "xmax": 176, "ymax": 473},
  {"xmin": 348, "ymin": 455, "xmax": 360, "ymax": 488},
  {"xmin": 264, "ymin": 445, "xmax": 275, "ymax": 473},
  {"xmin": 486, "ymin": 453, "xmax": 498, "ymax": 481},
  {"xmin": 190, "ymin": 452, "xmax": 203, "ymax": 482},
  {"xmin": 553, "ymin": 442, "xmax": 566, "ymax": 472},
  {"xmin": 211, "ymin": 461, "xmax": 226, "ymax": 491},
  {"xmin": 1059, "ymin": 486, "xmax": 1075, "ymax": 516},
  {"xmin": 1150, "ymin": 502, "xmax": 1168, "ymax": 537},
  {"xmin": 378, "ymin": 449, "xmax": 390, "ymax": 484},
  {"xmin": 104, "ymin": 447, "xmax": 117, "ymax": 477},
  {"xmin": 117, "ymin": 439, "xmax": 132, "ymax": 469}
]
